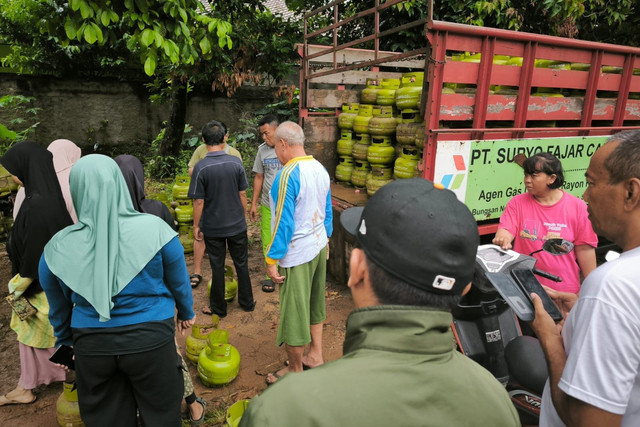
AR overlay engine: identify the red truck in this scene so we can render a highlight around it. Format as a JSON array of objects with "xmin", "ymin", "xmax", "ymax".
[{"xmin": 297, "ymin": 0, "xmax": 640, "ymax": 283}]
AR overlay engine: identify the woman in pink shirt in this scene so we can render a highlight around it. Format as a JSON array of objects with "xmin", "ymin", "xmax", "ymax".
[{"xmin": 493, "ymin": 152, "xmax": 597, "ymax": 293}]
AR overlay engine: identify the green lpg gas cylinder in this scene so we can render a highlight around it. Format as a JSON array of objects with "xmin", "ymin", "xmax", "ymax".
[
  {"xmin": 367, "ymin": 137, "xmax": 395, "ymax": 165},
  {"xmin": 366, "ymin": 165, "xmax": 394, "ymax": 196},
  {"xmin": 369, "ymin": 105, "xmax": 398, "ymax": 136},
  {"xmin": 395, "ymin": 72, "xmax": 424, "ymax": 109},
  {"xmin": 352, "ymin": 104, "xmax": 374, "ymax": 134},
  {"xmin": 178, "ymin": 225, "xmax": 194, "ymax": 254},
  {"xmin": 56, "ymin": 382, "xmax": 84, "ymax": 427},
  {"xmin": 0, "ymin": 166, "xmax": 18, "ymax": 195},
  {"xmin": 351, "ymin": 134, "xmax": 371, "ymax": 160},
  {"xmin": 360, "ymin": 78, "xmax": 381, "ymax": 104},
  {"xmin": 415, "ymin": 122, "xmax": 426, "ymax": 148},
  {"xmin": 396, "ymin": 109, "xmax": 422, "ymax": 145},
  {"xmin": 350, "ymin": 160, "xmax": 370, "ymax": 188},
  {"xmin": 172, "ymin": 175, "xmax": 190, "ymax": 200},
  {"xmin": 335, "ymin": 156, "xmax": 355, "ymax": 183},
  {"xmin": 394, "ymin": 146, "xmax": 420, "ymax": 179},
  {"xmin": 338, "ymin": 103, "xmax": 359, "ymax": 130},
  {"xmin": 185, "ymin": 316, "xmax": 220, "ymax": 365},
  {"xmin": 376, "ymin": 78, "xmax": 401, "ymax": 106},
  {"xmin": 207, "ymin": 265, "xmax": 238, "ymax": 302},
  {"xmin": 226, "ymin": 399, "xmax": 251, "ymax": 427},
  {"xmin": 224, "ymin": 265, "xmax": 238, "ymax": 302},
  {"xmin": 336, "ymin": 130, "xmax": 354, "ymax": 156},
  {"xmin": 175, "ymin": 199, "xmax": 194, "ymax": 224},
  {"xmin": 198, "ymin": 341, "xmax": 240, "ymax": 387}
]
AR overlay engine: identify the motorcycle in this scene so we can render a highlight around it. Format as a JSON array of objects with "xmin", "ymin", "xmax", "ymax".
[{"xmin": 452, "ymin": 239, "xmax": 572, "ymax": 424}]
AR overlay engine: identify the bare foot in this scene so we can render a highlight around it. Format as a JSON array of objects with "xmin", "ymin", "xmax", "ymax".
[
  {"xmin": 302, "ymin": 356, "xmax": 323, "ymax": 369},
  {"xmin": 0, "ymin": 386, "xmax": 35, "ymax": 406}
]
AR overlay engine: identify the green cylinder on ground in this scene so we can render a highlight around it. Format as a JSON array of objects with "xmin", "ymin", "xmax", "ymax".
[
  {"xmin": 185, "ymin": 317, "xmax": 220, "ymax": 365},
  {"xmin": 198, "ymin": 342, "xmax": 240, "ymax": 387},
  {"xmin": 57, "ymin": 382, "xmax": 84, "ymax": 427},
  {"xmin": 172, "ymin": 175, "xmax": 191, "ymax": 200}
]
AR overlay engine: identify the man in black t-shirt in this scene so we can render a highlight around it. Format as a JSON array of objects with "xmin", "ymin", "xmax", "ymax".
[{"xmin": 188, "ymin": 120, "xmax": 255, "ymax": 317}]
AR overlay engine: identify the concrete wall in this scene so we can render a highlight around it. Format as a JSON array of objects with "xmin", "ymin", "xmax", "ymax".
[{"xmin": 0, "ymin": 74, "xmax": 280, "ymax": 151}]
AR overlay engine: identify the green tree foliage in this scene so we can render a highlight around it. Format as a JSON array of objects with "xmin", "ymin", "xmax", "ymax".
[
  {"xmin": 0, "ymin": 1, "xmax": 302, "ymax": 177},
  {"xmin": 287, "ymin": 0, "xmax": 638, "ymax": 48},
  {"xmin": 434, "ymin": 0, "xmax": 636, "ymax": 41}
]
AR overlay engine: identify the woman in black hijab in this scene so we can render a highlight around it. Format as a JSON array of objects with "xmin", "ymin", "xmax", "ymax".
[
  {"xmin": 114, "ymin": 155, "xmax": 176, "ymax": 230},
  {"xmin": 0, "ymin": 141, "xmax": 73, "ymax": 406}
]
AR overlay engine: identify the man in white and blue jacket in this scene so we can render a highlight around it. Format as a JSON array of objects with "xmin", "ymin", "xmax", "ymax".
[{"xmin": 264, "ymin": 121, "xmax": 332, "ymax": 385}]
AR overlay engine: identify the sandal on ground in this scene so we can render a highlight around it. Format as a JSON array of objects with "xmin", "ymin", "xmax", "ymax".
[
  {"xmin": 0, "ymin": 393, "xmax": 36, "ymax": 406},
  {"xmin": 202, "ymin": 306, "xmax": 226, "ymax": 318},
  {"xmin": 190, "ymin": 274, "xmax": 202, "ymax": 288},
  {"xmin": 189, "ymin": 397, "xmax": 207, "ymax": 427},
  {"xmin": 261, "ymin": 279, "xmax": 275, "ymax": 293},
  {"xmin": 283, "ymin": 360, "xmax": 311, "ymax": 370},
  {"xmin": 266, "ymin": 368, "xmax": 287, "ymax": 386}
]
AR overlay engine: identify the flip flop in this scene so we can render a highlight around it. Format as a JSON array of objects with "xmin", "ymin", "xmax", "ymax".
[
  {"xmin": 265, "ymin": 369, "xmax": 286, "ymax": 386},
  {"xmin": 261, "ymin": 279, "xmax": 275, "ymax": 293},
  {"xmin": 283, "ymin": 360, "xmax": 311, "ymax": 370},
  {"xmin": 190, "ymin": 274, "xmax": 202, "ymax": 288},
  {"xmin": 0, "ymin": 393, "xmax": 36, "ymax": 406},
  {"xmin": 202, "ymin": 306, "xmax": 213, "ymax": 315}
]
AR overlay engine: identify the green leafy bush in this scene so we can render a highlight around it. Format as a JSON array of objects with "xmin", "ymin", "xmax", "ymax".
[{"xmin": 0, "ymin": 95, "xmax": 40, "ymax": 155}]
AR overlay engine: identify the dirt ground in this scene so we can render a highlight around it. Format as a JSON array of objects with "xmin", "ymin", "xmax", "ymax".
[{"xmin": 0, "ymin": 220, "xmax": 354, "ymax": 426}]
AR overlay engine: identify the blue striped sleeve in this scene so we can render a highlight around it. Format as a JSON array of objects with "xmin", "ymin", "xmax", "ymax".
[
  {"xmin": 324, "ymin": 186, "xmax": 333, "ymax": 238},
  {"xmin": 266, "ymin": 164, "xmax": 300, "ymax": 263}
]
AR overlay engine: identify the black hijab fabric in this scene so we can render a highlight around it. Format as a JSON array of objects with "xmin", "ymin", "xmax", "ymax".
[
  {"xmin": 1, "ymin": 141, "xmax": 73, "ymax": 288},
  {"xmin": 114, "ymin": 155, "xmax": 176, "ymax": 230}
]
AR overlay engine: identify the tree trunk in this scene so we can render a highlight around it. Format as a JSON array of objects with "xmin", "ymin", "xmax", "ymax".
[{"xmin": 160, "ymin": 78, "xmax": 188, "ymax": 159}]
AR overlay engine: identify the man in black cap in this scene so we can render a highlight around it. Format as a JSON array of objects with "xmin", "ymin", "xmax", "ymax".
[{"xmin": 239, "ymin": 178, "xmax": 519, "ymax": 427}]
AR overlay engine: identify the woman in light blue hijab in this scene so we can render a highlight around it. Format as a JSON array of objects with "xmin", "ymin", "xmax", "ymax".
[{"xmin": 39, "ymin": 154, "xmax": 195, "ymax": 427}]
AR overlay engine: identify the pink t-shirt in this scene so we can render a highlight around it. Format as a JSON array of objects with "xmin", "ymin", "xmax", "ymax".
[{"xmin": 499, "ymin": 191, "xmax": 598, "ymax": 293}]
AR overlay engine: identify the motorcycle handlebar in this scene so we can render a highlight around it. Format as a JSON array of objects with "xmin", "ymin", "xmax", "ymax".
[{"xmin": 532, "ymin": 268, "xmax": 562, "ymax": 282}]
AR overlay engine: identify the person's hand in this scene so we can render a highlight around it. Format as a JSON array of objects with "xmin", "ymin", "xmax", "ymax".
[
  {"xmin": 193, "ymin": 226, "xmax": 204, "ymax": 242},
  {"xmin": 492, "ymin": 234, "xmax": 512, "ymax": 250},
  {"xmin": 529, "ymin": 293, "xmax": 563, "ymax": 339},
  {"xmin": 267, "ymin": 263, "xmax": 285, "ymax": 284},
  {"xmin": 249, "ymin": 205, "xmax": 258, "ymax": 221},
  {"xmin": 542, "ymin": 286, "xmax": 577, "ymax": 321},
  {"xmin": 177, "ymin": 318, "xmax": 195, "ymax": 336}
]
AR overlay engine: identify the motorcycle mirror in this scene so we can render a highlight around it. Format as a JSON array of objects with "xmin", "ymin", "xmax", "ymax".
[
  {"xmin": 542, "ymin": 238, "xmax": 574, "ymax": 255},
  {"xmin": 529, "ymin": 238, "xmax": 574, "ymax": 256}
]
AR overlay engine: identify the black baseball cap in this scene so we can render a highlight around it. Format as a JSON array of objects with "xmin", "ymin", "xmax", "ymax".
[{"xmin": 340, "ymin": 178, "xmax": 479, "ymax": 295}]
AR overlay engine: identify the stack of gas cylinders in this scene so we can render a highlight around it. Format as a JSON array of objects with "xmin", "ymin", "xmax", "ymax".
[
  {"xmin": 171, "ymin": 175, "xmax": 194, "ymax": 254},
  {"xmin": 336, "ymin": 72, "xmax": 425, "ymax": 196}
]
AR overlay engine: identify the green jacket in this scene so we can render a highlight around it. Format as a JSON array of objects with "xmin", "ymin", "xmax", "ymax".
[{"xmin": 240, "ymin": 305, "xmax": 520, "ymax": 427}]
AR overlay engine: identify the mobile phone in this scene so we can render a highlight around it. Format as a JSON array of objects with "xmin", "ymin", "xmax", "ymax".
[
  {"xmin": 511, "ymin": 269, "xmax": 563, "ymax": 322},
  {"xmin": 49, "ymin": 345, "xmax": 75, "ymax": 370},
  {"xmin": 485, "ymin": 272, "xmax": 536, "ymax": 322}
]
